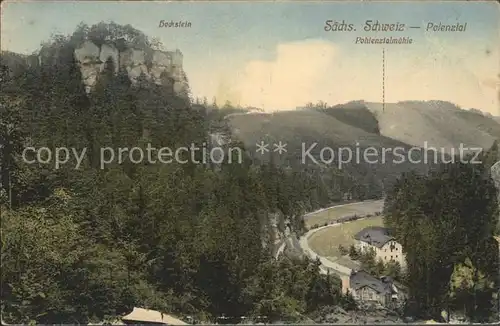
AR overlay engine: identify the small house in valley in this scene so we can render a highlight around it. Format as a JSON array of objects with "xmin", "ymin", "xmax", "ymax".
[
  {"xmin": 341, "ymin": 270, "xmax": 406, "ymax": 307},
  {"xmin": 354, "ymin": 226, "xmax": 406, "ymax": 269}
]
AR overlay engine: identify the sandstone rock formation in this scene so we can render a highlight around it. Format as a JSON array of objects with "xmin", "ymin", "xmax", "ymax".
[
  {"xmin": 74, "ymin": 41, "xmax": 102, "ymax": 93},
  {"xmin": 72, "ymin": 40, "xmax": 188, "ymax": 96},
  {"xmin": 100, "ymin": 43, "xmax": 119, "ymax": 74},
  {"xmin": 119, "ymin": 48, "xmax": 149, "ymax": 84},
  {"xmin": 3, "ymin": 38, "xmax": 189, "ymax": 97},
  {"xmin": 151, "ymin": 50, "xmax": 172, "ymax": 83},
  {"xmin": 490, "ymin": 161, "xmax": 500, "ymax": 215}
]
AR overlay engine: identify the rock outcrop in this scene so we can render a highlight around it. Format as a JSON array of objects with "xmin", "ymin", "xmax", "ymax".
[
  {"xmin": 70, "ymin": 40, "xmax": 188, "ymax": 95},
  {"xmin": 119, "ymin": 47, "xmax": 149, "ymax": 84},
  {"xmin": 0, "ymin": 51, "xmax": 34, "ymax": 79},
  {"xmin": 74, "ymin": 41, "xmax": 102, "ymax": 93},
  {"xmin": 490, "ymin": 161, "xmax": 500, "ymax": 216}
]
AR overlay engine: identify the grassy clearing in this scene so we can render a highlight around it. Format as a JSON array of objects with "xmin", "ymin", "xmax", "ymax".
[
  {"xmin": 304, "ymin": 200, "xmax": 383, "ymax": 228},
  {"xmin": 308, "ymin": 216, "xmax": 384, "ymax": 258}
]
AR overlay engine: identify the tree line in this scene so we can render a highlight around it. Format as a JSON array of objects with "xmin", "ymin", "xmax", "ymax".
[
  {"xmin": 384, "ymin": 146, "xmax": 499, "ymax": 322},
  {"xmin": 0, "ymin": 23, "xmax": 359, "ymax": 324},
  {"xmin": 2, "ymin": 21, "xmax": 498, "ymax": 324}
]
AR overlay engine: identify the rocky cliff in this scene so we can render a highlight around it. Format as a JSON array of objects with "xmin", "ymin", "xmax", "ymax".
[
  {"xmin": 71, "ymin": 40, "xmax": 188, "ymax": 95},
  {"xmin": 490, "ymin": 161, "xmax": 500, "ymax": 216},
  {"xmin": 22, "ymin": 39, "xmax": 188, "ymax": 96}
]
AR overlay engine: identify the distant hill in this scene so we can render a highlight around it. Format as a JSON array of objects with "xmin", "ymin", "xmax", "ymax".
[
  {"xmin": 229, "ymin": 100, "xmax": 500, "ymax": 155},
  {"xmin": 226, "ymin": 100, "xmax": 500, "ymax": 188},
  {"xmin": 323, "ymin": 101, "xmax": 380, "ymax": 135},
  {"xmin": 365, "ymin": 101, "xmax": 498, "ymax": 153}
]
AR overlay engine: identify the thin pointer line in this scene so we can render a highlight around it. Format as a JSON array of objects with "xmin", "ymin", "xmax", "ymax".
[{"xmin": 382, "ymin": 48, "xmax": 385, "ymax": 113}]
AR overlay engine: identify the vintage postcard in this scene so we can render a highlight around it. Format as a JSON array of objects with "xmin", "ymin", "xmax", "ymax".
[{"xmin": 1, "ymin": 0, "xmax": 499, "ymax": 324}]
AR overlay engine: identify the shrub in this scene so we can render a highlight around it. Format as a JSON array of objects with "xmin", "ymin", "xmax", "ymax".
[
  {"xmin": 348, "ymin": 244, "xmax": 360, "ymax": 259},
  {"xmin": 338, "ymin": 244, "xmax": 348, "ymax": 256}
]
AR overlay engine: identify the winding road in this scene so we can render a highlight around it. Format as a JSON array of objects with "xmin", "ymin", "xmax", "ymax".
[{"xmin": 276, "ymin": 200, "xmax": 384, "ymax": 276}]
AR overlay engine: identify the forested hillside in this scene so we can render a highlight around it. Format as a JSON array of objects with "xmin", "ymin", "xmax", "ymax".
[
  {"xmin": 0, "ymin": 22, "xmax": 358, "ymax": 324},
  {"xmin": 2, "ymin": 21, "xmax": 500, "ymax": 324},
  {"xmin": 227, "ymin": 99, "xmax": 500, "ymax": 197},
  {"xmin": 384, "ymin": 147, "xmax": 500, "ymax": 323}
]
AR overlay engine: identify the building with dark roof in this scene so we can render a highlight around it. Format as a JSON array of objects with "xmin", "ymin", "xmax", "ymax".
[
  {"xmin": 354, "ymin": 226, "xmax": 406, "ymax": 269},
  {"xmin": 341, "ymin": 270, "xmax": 406, "ymax": 307},
  {"xmin": 354, "ymin": 226, "xmax": 392, "ymax": 248}
]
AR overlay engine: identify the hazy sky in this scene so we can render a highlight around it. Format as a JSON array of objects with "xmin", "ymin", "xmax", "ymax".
[{"xmin": 1, "ymin": 1, "xmax": 499, "ymax": 113}]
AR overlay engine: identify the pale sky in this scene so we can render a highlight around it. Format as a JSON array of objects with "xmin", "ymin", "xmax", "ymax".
[{"xmin": 1, "ymin": 1, "xmax": 499, "ymax": 114}]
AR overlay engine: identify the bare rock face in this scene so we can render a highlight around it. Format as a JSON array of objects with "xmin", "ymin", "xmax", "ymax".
[
  {"xmin": 490, "ymin": 161, "xmax": 500, "ymax": 230},
  {"xmin": 74, "ymin": 41, "xmax": 102, "ymax": 93},
  {"xmin": 269, "ymin": 210, "xmax": 287, "ymax": 247},
  {"xmin": 120, "ymin": 48, "xmax": 149, "ymax": 83},
  {"xmin": 491, "ymin": 161, "xmax": 500, "ymax": 207},
  {"xmin": 73, "ymin": 40, "xmax": 188, "ymax": 95},
  {"xmin": 99, "ymin": 43, "xmax": 119, "ymax": 73},
  {"xmin": 152, "ymin": 49, "xmax": 188, "ymax": 94},
  {"xmin": 169, "ymin": 50, "xmax": 189, "ymax": 95},
  {"xmin": 150, "ymin": 50, "xmax": 172, "ymax": 84},
  {"xmin": 74, "ymin": 40, "xmax": 100, "ymax": 64}
]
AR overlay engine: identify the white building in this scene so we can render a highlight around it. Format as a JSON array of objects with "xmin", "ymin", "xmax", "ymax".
[
  {"xmin": 122, "ymin": 307, "xmax": 187, "ymax": 325},
  {"xmin": 354, "ymin": 226, "xmax": 406, "ymax": 269}
]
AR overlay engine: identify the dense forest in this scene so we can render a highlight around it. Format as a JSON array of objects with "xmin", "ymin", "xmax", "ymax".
[
  {"xmin": 384, "ymin": 148, "xmax": 500, "ymax": 323},
  {"xmin": 0, "ymin": 23, "xmax": 360, "ymax": 324},
  {"xmin": 1, "ymin": 22, "xmax": 499, "ymax": 324}
]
